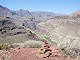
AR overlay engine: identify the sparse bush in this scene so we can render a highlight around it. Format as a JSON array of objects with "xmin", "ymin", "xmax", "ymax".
[
  {"xmin": 58, "ymin": 37, "xmax": 80, "ymax": 58},
  {"xmin": 9, "ymin": 43, "xmax": 15, "ymax": 48},
  {"xmin": 0, "ymin": 43, "xmax": 17, "ymax": 50},
  {"xmin": 12, "ymin": 43, "xmax": 24, "ymax": 48},
  {"xmin": 24, "ymin": 40, "xmax": 42, "ymax": 48},
  {"xmin": 18, "ymin": 27, "xmax": 24, "ymax": 29},
  {"xmin": 0, "ymin": 44, "xmax": 4, "ymax": 50},
  {"xmin": 0, "ymin": 44, "xmax": 9, "ymax": 50},
  {"xmin": 44, "ymin": 36, "xmax": 57, "ymax": 46}
]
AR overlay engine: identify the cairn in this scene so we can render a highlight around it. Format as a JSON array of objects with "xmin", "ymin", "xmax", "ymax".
[{"xmin": 37, "ymin": 42, "xmax": 52, "ymax": 58}]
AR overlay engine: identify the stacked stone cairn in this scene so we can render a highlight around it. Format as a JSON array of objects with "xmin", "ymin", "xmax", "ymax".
[{"xmin": 38, "ymin": 42, "xmax": 52, "ymax": 58}]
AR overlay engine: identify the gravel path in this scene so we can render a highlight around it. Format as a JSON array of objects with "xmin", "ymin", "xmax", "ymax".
[{"xmin": 8, "ymin": 47, "xmax": 80, "ymax": 60}]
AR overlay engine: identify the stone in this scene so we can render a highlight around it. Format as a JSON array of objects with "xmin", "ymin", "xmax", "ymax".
[
  {"xmin": 36, "ymin": 42, "xmax": 52, "ymax": 58},
  {"xmin": 43, "ymin": 51, "xmax": 51, "ymax": 58}
]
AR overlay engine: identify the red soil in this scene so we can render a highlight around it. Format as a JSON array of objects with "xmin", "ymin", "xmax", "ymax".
[{"xmin": 10, "ymin": 47, "xmax": 80, "ymax": 60}]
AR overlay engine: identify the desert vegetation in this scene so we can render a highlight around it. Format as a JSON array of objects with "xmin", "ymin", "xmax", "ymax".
[
  {"xmin": 24, "ymin": 40, "xmax": 43, "ymax": 48},
  {"xmin": 0, "ymin": 5, "xmax": 80, "ymax": 60}
]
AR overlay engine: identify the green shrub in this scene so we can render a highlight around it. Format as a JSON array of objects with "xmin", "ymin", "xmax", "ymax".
[{"xmin": 24, "ymin": 40, "xmax": 42, "ymax": 48}]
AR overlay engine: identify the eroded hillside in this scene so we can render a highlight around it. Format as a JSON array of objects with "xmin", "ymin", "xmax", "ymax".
[
  {"xmin": 36, "ymin": 12, "xmax": 80, "ymax": 51},
  {"xmin": 0, "ymin": 16, "xmax": 41, "ymax": 44}
]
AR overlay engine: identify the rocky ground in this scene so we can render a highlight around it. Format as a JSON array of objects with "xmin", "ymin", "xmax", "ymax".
[{"xmin": 0, "ymin": 47, "xmax": 80, "ymax": 60}]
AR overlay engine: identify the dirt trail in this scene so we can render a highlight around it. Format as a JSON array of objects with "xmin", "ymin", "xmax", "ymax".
[{"xmin": 10, "ymin": 47, "xmax": 80, "ymax": 60}]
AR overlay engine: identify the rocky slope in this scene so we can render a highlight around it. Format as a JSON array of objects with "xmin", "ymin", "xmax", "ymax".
[
  {"xmin": 69, "ymin": 9, "xmax": 80, "ymax": 17},
  {"xmin": 36, "ymin": 11, "xmax": 80, "ymax": 50},
  {"xmin": 1, "ymin": 5, "xmax": 80, "ymax": 49},
  {"xmin": 0, "ymin": 5, "xmax": 61, "ymax": 17},
  {"xmin": 16, "ymin": 9, "xmax": 32, "ymax": 17},
  {"xmin": 0, "ymin": 5, "xmax": 12, "ymax": 16},
  {"xmin": 0, "ymin": 5, "xmax": 65, "ymax": 30},
  {"xmin": 0, "ymin": 16, "xmax": 41, "ymax": 44}
]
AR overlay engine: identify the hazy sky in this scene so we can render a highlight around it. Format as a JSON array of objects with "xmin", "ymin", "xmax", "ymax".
[{"xmin": 0, "ymin": 0, "xmax": 80, "ymax": 14}]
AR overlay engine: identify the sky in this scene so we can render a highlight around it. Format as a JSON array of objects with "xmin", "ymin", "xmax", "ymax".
[{"xmin": 0, "ymin": 0, "xmax": 80, "ymax": 14}]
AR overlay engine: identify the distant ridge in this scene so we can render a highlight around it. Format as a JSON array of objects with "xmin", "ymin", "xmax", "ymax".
[
  {"xmin": 69, "ymin": 9, "xmax": 80, "ymax": 17},
  {"xmin": 0, "ymin": 5, "xmax": 65, "ymax": 17}
]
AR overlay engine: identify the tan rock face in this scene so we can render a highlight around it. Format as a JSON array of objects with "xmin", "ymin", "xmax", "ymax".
[{"xmin": 36, "ymin": 17, "xmax": 80, "ymax": 51}]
